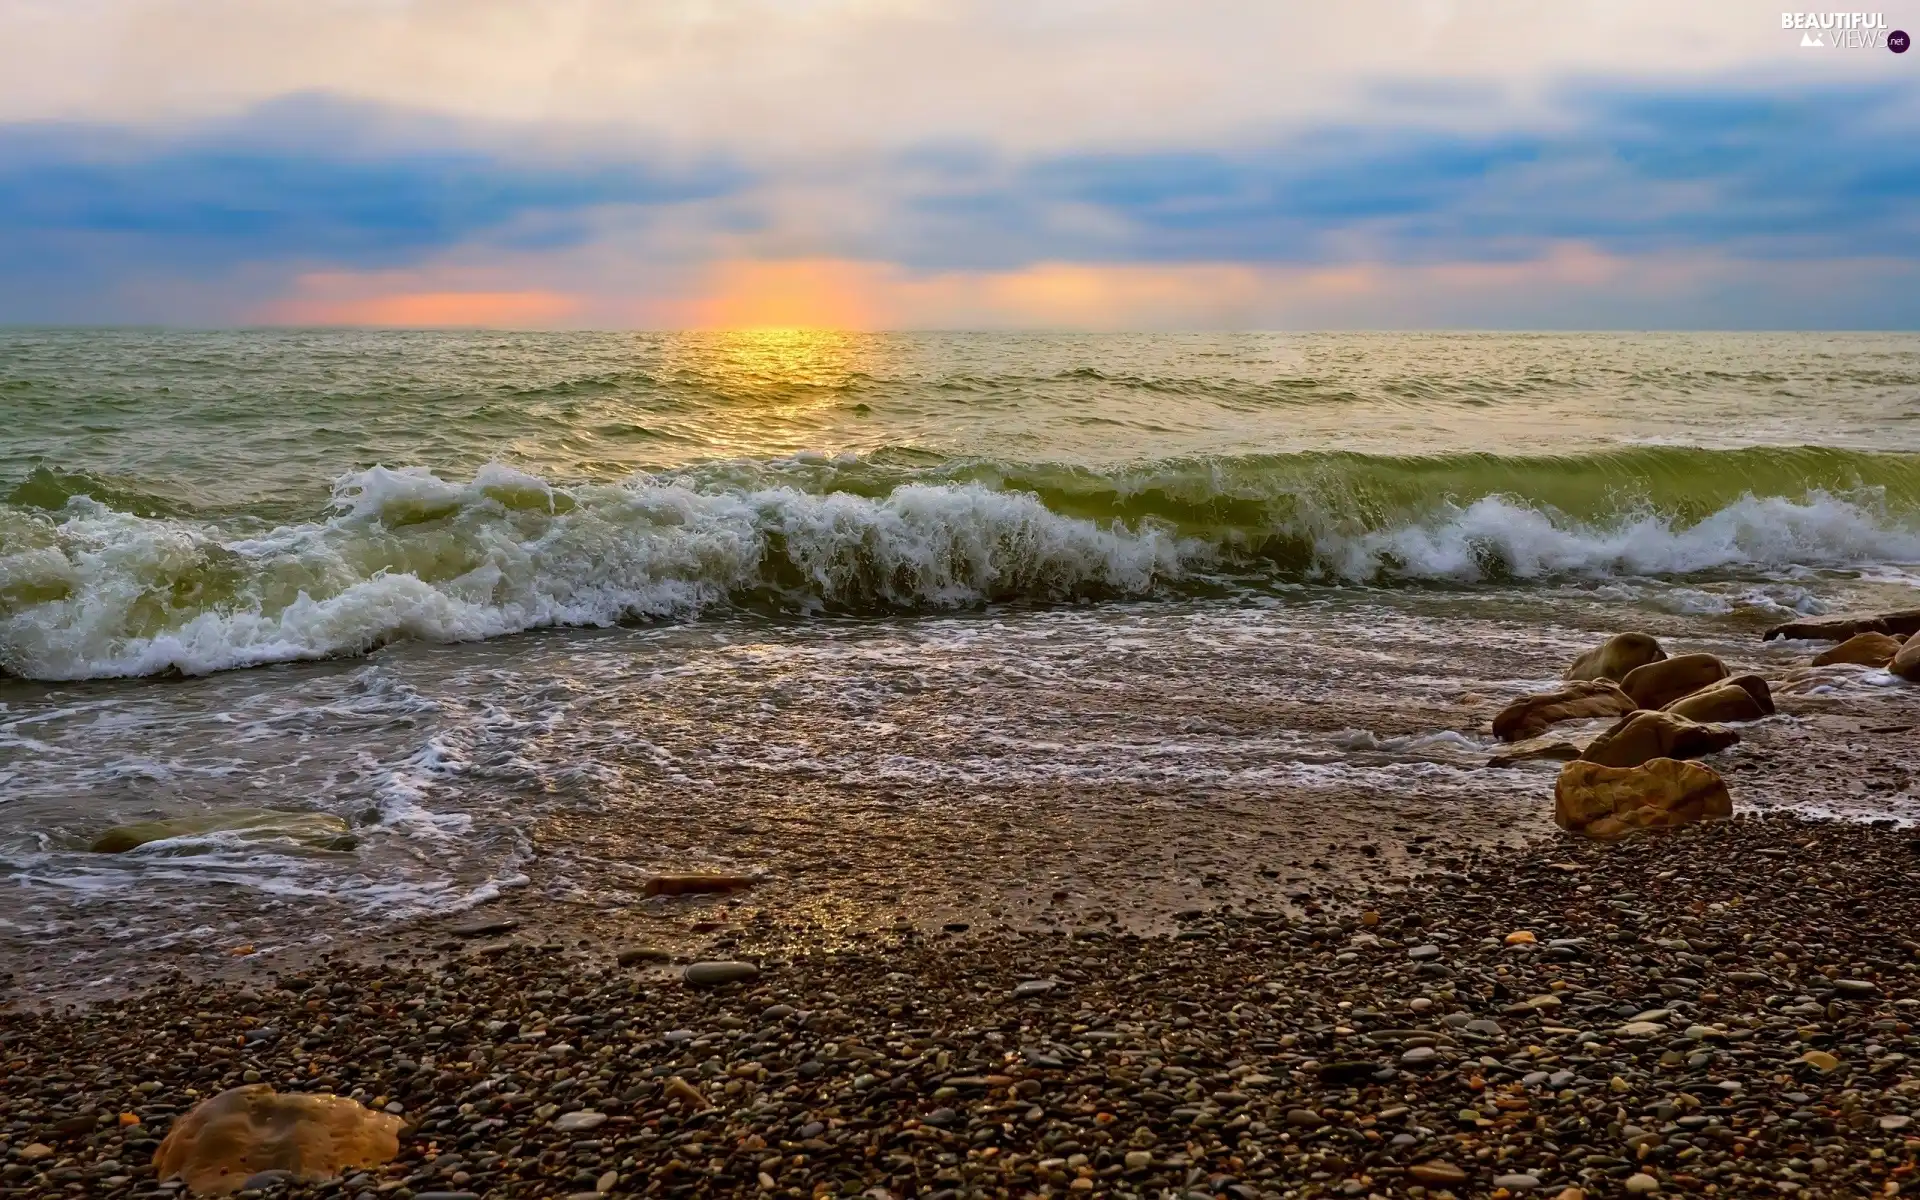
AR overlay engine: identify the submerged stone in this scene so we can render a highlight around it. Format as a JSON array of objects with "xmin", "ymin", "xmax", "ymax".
[{"xmin": 89, "ymin": 809, "xmax": 356, "ymax": 854}]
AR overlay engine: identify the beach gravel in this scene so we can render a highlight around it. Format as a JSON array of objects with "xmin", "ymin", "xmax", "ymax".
[{"xmin": 4, "ymin": 813, "xmax": 1918, "ymax": 1198}]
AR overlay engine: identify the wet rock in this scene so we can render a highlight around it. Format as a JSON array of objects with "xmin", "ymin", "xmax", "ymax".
[
  {"xmin": 449, "ymin": 919, "xmax": 518, "ymax": 938},
  {"xmin": 1565, "ymin": 632, "xmax": 1666, "ymax": 682},
  {"xmin": 683, "ymin": 961, "xmax": 760, "ymax": 987},
  {"xmin": 1765, "ymin": 607, "xmax": 1920, "ymax": 641},
  {"xmin": 615, "ymin": 946, "xmax": 673, "ymax": 966},
  {"xmin": 1492, "ymin": 681, "xmax": 1638, "ymax": 743},
  {"xmin": 89, "ymin": 810, "xmax": 356, "ymax": 855},
  {"xmin": 1554, "ymin": 757, "xmax": 1732, "ymax": 840},
  {"xmin": 1579, "ymin": 710, "xmax": 1739, "ymax": 769},
  {"xmin": 1486, "ymin": 734, "xmax": 1587, "ymax": 768},
  {"xmin": 1620, "ymin": 653, "xmax": 1729, "ymax": 710},
  {"xmin": 1812, "ymin": 631, "xmax": 1906, "ymax": 667},
  {"xmin": 153, "ymin": 1085, "xmax": 402, "ymax": 1195},
  {"xmin": 1661, "ymin": 673, "xmax": 1774, "ymax": 723},
  {"xmin": 1894, "ymin": 635, "xmax": 1920, "ymax": 683}
]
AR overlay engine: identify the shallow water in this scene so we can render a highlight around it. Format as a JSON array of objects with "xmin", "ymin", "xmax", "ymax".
[{"xmin": 4, "ymin": 330, "xmax": 1920, "ymax": 992}]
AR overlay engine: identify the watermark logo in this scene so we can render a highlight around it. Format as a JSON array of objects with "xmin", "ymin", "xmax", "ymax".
[{"xmin": 1783, "ymin": 11, "xmax": 1900, "ymax": 48}]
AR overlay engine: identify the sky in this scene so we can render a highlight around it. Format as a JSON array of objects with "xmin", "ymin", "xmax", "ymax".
[{"xmin": 1, "ymin": 1, "xmax": 1918, "ymax": 329}]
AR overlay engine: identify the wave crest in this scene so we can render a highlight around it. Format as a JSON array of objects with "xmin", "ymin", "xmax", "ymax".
[{"xmin": 4, "ymin": 452, "xmax": 1919, "ymax": 680}]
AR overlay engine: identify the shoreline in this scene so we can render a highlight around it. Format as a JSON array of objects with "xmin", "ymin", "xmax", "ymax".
[
  {"xmin": 5, "ymin": 811, "xmax": 1917, "ymax": 1198},
  {"xmin": 7, "ymin": 633, "xmax": 1912, "ymax": 1006}
]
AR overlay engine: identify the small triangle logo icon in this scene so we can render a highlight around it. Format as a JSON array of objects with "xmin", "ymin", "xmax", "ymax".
[{"xmin": 1801, "ymin": 30, "xmax": 1825, "ymax": 46}]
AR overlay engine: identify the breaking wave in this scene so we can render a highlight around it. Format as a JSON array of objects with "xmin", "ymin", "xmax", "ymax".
[{"xmin": 5, "ymin": 447, "xmax": 1920, "ymax": 680}]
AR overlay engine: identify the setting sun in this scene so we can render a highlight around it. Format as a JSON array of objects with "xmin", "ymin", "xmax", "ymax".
[{"xmin": 683, "ymin": 259, "xmax": 882, "ymax": 331}]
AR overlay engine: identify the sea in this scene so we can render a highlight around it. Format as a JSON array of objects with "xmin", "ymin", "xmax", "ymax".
[{"xmin": 4, "ymin": 329, "xmax": 1920, "ymax": 989}]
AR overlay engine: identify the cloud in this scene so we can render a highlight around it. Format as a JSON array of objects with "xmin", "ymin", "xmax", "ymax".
[
  {"xmin": 0, "ymin": 93, "xmax": 746, "ymax": 320},
  {"xmin": 0, "ymin": 45, "xmax": 1915, "ymax": 327}
]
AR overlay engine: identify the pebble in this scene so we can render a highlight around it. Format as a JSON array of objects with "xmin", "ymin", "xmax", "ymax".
[
  {"xmin": 1400, "ymin": 1045, "xmax": 1438, "ymax": 1067},
  {"xmin": 1503, "ymin": 930, "xmax": 1536, "ymax": 944},
  {"xmin": 682, "ymin": 960, "xmax": 759, "ymax": 986},
  {"xmin": 448, "ymin": 919, "xmax": 518, "ymax": 938},
  {"xmin": 1408, "ymin": 1160, "xmax": 1468, "ymax": 1185},
  {"xmin": 1408, "ymin": 943, "xmax": 1442, "ymax": 960},
  {"xmin": 1494, "ymin": 1173, "xmax": 1542, "ymax": 1190},
  {"xmin": 551, "ymin": 1110, "xmax": 606, "ymax": 1132},
  {"xmin": 1625, "ymin": 1173, "xmax": 1661, "ymax": 1193}
]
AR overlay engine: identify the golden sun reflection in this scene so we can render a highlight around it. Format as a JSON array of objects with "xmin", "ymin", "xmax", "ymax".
[{"xmin": 644, "ymin": 328, "xmax": 883, "ymax": 459}]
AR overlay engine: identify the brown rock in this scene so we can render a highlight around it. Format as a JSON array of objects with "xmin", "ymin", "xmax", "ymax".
[
  {"xmin": 1894, "ymin": 634, "xmax": 1920, "ymax": 683},
  {"xmin": 1491, "ymin": 680, "xmax": 1638, "ymax": 743},
  {"xmin": 642, "ymin": 874, "xmax": 756, "ymax": 898},
  {"xmin": 1813, "ymin": 631, "xmax": 1906, "ymax": 668},
  {"xmin": 1620, "ymin": 653, "xmax": 1728, "ymax": 710},
  {"xmin": 1486, "ymin": 735, "xmax": 1586, "ymax": 768},
  {"xmin": 153, "ymin": 1085, "xmax": 403, "ymax": 1195},
  {"xmin": 1764, "ymin": 608, "xmax": 1920, "ymax": 642},
  {"xmin": 1580, "ymin": 710, "xmax": 1738, "ymax": 768},
  {"xmin": 1554, "ymin": 757, "xmax": 1733, "ymax": 840},
  {"xmin": 1565, "ymin": 632, "xmax": 1666, "ymax": 682},
  {"xmin": 1661, "ymin": 674, "xmax": 1772, "ymax": 723},
  {"xmin": 1408, "ymin": 1160, "xmax": 1470, "ymax": 1185}
]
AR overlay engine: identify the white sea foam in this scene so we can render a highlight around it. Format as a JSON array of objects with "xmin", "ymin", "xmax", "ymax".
[
  {"xmin": 4, "ymin": 468, "xmax": 1918, "ymax": 680},
  {"xmin": 1329, "ymin": 491, "xmax": 1920, "ymax": 582}
]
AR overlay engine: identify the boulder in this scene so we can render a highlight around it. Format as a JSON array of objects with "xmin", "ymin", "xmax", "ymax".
[
  {"xmin": 1813, "ymin": 631, "xmax": 1906, "ymax": 668},
  {"xmin": 154, "ymin": 1085, "xmax": 403, "ymax": 1195},
  {"xmin": 1894, "ymin": 635, "xmax": 1920, "ymax": 683},
  {"xmin": 1661, "ymin": 674, "xmax": 1773, "ymax": 723},
  {"xmin": 1620, "ymin": 653, "xmax": 1729, "ymax": 710},
  {"xmin": 1554, "ymin": 758, "xmax": 1733, "ymax": 841},
  {"xmin": 1564, "ymin": 632, "xmax": 1666, "ymax": 682},
  {"xmin": 1490, "ymin": 681, "xmax": 1639, "ymax": 743},
  {"xmin": 1579, "ymin": 711, "xmax": 1739, "ymax": 769},
  {"xmin": 90, "ymin": 810, "xmax": 356, "ymax": 854},
  {"xmin": 1764, "ymin": 608, "xmax": 1920, "ymax": 642}
]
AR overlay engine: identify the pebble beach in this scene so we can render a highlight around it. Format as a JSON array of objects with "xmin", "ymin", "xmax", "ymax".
[{"xmin": 6, "ymin": 811, "xmax": 1918, "ymax": 1199}]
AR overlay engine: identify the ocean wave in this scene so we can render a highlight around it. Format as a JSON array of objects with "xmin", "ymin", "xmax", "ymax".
[{"xmin": 4, "ymin": 450, "xmax": 1919, "ymax": 680}]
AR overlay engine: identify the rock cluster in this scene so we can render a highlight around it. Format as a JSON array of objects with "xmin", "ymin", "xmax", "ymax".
[
  {"xmin": 1492, "ymin": 613, "xmax": 1920, "ymax": 840},
  {"xmin": 1493, "ymin": 635, "xmax": 1754, "ymax": 839}
]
